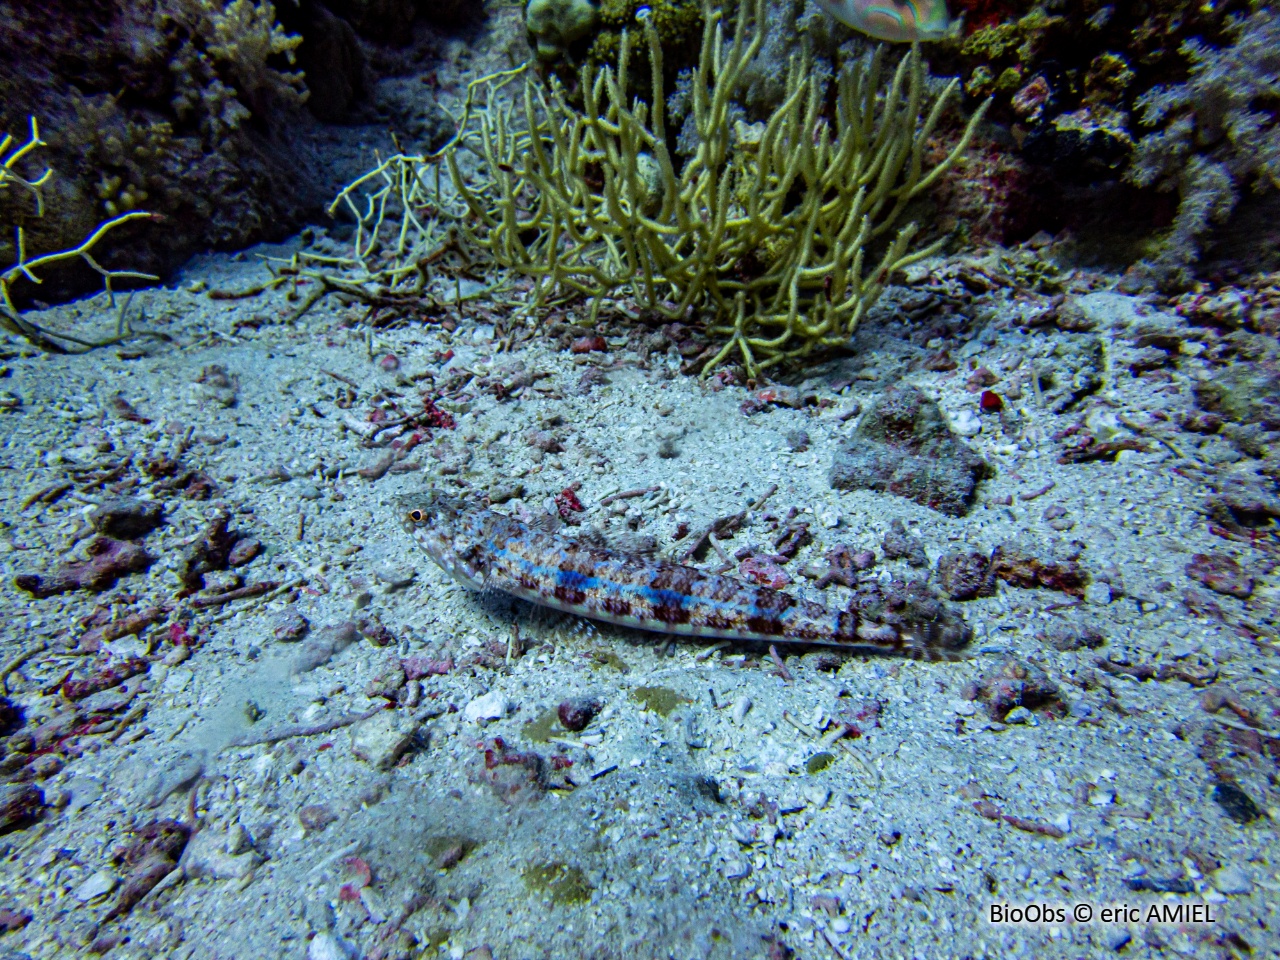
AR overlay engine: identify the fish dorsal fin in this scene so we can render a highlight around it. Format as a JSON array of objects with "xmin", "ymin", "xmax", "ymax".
[
  {"xmin": 609, "ymin": 532, "xmax": 659, "ymax": 558},
  {"xmin": 529, "ymin": 513, "xmax": 563, "ymax": 534},
  {"xmin": 571, "ymin": 526, "xmax": 659, "ymax": 558},
  {"xmin": 576, "ymin": 527, "xmax": 611, "ymax": 550}
]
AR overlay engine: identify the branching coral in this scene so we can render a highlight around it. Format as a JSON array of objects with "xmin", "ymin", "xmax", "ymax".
[
  {"xmin": 1125, "ymin": 7, "xmax": 1280, "ymax": 289},
  {"xmin": 168, "ymin": 0, "xmax": 307, "ymax": 139},
  {"xmin": 0, "ymin": 118, "xmax": 162, "ymax": 352},
  {"xmin": 449, "ymin": 0, "xmax": 986, "ymax": 376},
  {"xmin": 285, "ymin": 65, "xmax": 533, "ymax": 317}
]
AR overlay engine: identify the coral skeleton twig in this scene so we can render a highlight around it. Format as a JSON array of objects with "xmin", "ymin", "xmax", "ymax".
[
  {"xmin": 448, "ymin": 0, "xmax": 987, "ymax": 375},
  {"xmin": 0, "ymin": 117, "xmax": 164, "ymax": 352}
]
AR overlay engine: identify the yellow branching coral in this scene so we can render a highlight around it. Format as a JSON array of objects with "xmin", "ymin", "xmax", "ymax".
[
  {"xmin": 0, "ymin": 118, "xmax": 162, "ymax": 352},
  {"xmin": 449, "ymin": 0, "xmax": 988, "ymax": 376},
  {"xmin": 205, "ymin": 0, "xmax": 306, "ymax": 100}
]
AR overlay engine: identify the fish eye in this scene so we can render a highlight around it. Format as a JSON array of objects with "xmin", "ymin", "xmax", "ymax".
[{"xmin": 408, "ymin": 509, "xmax": 425, "ymax": 523}]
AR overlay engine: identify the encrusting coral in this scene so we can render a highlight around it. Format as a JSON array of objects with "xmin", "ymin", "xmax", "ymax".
[
  {"xmin": 0, "ymin": 117, "xmax": 161, "ymax": 352},
  {"xmin": 451, "ymin": 0, "xmax": 988, "ymax": 376},
  {"xmin": 1124, "ymin": 7, "xmax": 1280, "ymax": 290}
]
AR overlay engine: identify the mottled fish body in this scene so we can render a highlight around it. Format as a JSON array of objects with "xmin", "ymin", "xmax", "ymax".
[
  {"xmin": 399, "ymin": 492, "xmax": 966, "ymax": 660},
  {"xmin": 815, "ymin": 0, "xmax": 958, "ymax": 42}
]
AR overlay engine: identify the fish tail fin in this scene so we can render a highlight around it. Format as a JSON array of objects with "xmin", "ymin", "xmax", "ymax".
[{"xmin": 901, "ymin": 629, "xmax": 972, "ymax": 662}]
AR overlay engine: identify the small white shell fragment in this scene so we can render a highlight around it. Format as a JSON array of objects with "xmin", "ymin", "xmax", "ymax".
[
  {"xmin": 463, "ymin": 690, "xmax": 510, "ymax": 723},
  {"xmin": 308, "ymin": 933, "xmax": 356, "ymax": 960},
  {"xmin": 731, "ymin": 696, "xmax": 752, "ymax": 725},
  {"xmin": 723, "ymin": 860, "xmax": 751, "ymax": 880},
  {"xmin": 951, "ymin": 409, "xmax": 981, "ymax": 437},
  {"xmin": 74, "ymin": 869, "xmax": 118, "ymax": 902}
]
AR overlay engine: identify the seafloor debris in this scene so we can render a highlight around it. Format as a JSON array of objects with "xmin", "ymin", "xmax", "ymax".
[
  {"xmin": 0, "ymin": 783, "xmax": 44, "ymax": 835},
  {"xmin": 968, "ymin": 658, "xmax": 1065, "ymax": 722},
  {"xmin": 14, "ymin": 537, "xmax": 154, "ymax": 598},
  {"xmin": 557, "ymin": 697, "xmax": 601, "ymax": 732},
  {"xmin": 87, "ymin": 497, "xmax": 165, "ymax": 539},
  {"xmin": 990, "ymin": 537, "xmax": 1088, "ymax": 594},
  {"xmin": 934, "ymin": 548, "xmax": 995, "ymax": 601},
  {"xmin": 103, "ymin": 819, "xmax": 191, "ymax": 922},
  {"xmin": 177, "ymin": 511, "xmax": 261, "ymax": 591},
  {"xmin": 847, "ymin": 576, "xmax": 971, "ymax": 655},
  {"xmin": 1185, "ymin": 553, "xmax": 1255, "ymax": 599},
  {"xmin": 880, "ymin": 519, "xmax": 927, "ymax": 568},
  {"xmin": 471, "ymin": 737, "xmax": 549, "ymax": 803}
]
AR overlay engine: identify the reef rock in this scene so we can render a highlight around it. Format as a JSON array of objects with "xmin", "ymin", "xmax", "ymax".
[{"xmin": 830, "ymin": 384, "xmax": 985, "ymax": 516}]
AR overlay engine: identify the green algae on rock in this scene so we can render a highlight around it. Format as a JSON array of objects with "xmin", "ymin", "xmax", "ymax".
[
  {"xmin": 523, "ymin": 861, "xmax": 594, "ymax": 905},
  {"xmin": 630, "ymin": 686, "xmax": 692, "ymax": 717},
  {"xmin": 522, "ymin": 708, "xmax": 561, "ymax": 743}
]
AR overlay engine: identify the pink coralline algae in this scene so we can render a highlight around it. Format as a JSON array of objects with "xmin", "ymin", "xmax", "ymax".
[{"xmin": 14, "ymin": 537, "xmax": 154, "ymax": 598}]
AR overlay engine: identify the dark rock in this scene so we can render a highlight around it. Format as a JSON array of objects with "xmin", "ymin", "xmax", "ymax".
[
  {"xmin": 471, "ymin": 738, "xmax": 548, "ymax": 804},
  {"xmin": 1036, "ymin": 335, "xmax": 1104, "ymax": 413},
  {"xmin": 1194, "ymin": 364, "xmax": 1280, "ymax": 429},
  {"xmin": 0, "ymin": 3, "xmax": 369, "ymax": 308},
  {"xmin": 815, "ymin": 544, "xmax": 875, "ymax": 588},
  {"xmin": 417, "ymin": 0, "xmax": 484, "ymax": 26},
  {"xmin": 785, "ymin": 429, "xmax": 810, "ymax": 452},
  {"xmin": 193, "ymin": 364, "xmax": 239, "ymax": 408},
  {"xmin": 14, "ymin": 537, "xmax": 154, "ymax": 598},
  {"xmin": 295, "ymin": 2, "xmax": 365, "ymax": 122},
  {"xmin": 0, "ymin": 697, "xmax": 23, "ymax": 737},
  {"xmin": 829, "ymin": 384, "xmax": 986, "ymax": 516},
  {"xmin": 178, "ymin": 512, "xmax": 240, "ymax": 590},
  {"xmin": 976, "ymin": 658, "xmax": 1064, "ymax": 721},
  {"xmin": 272, "ymin": 607, "xmax": 310, "ymax": 643},
  {"xmin": 358, "ymin": 614, "xmax": 396, "ymax": 647},
  {"xmin": 1203, "ymin": 472, "xmax": 1280, "ymax": 530},
  {"xmin": 1022, "ymin": 105, "xmax": 1133, "ymax": 178},
  {"xmin": 61, "ymin": 657, "xmax": 148, "ymax": 701},
  {"xmin": 965, "ymin": 366, "xmax": 998, "ymax": 391},
  {"xmin": 1040, "ymin": 619, "xmax": 1106, "ymax": 651},
  {"xmin": 1212, "ymin": 781, "xmax": 1262, "ymax": 824},
  {"xmin": 1182, "ymin": 586, "xmax": 1225, "ymax": 620},
  {"xmin": 293, "ymin": 621, "xmax": 360, "ymax": 674},
  {"xmin": 557, "ymin": 697, "xmax": 602, "ymax": 732},
  {"xmin": 881, "ymin": 519, "xmax": 927, "ymax": 567},
  {"xmin": 1056, "ymin": 434, "xmax": 1148, "ymax": 464},
  {"xmin": 1186, "ymin": 553, "xmax": 1254, "ymax": 599},
  {"xmin": 105, "ymin": 819, "xmax": 190, "ymax": 922},
  {"xmin": 526, "ymin": 430, "xmax": 564, "ymax": 453},
  {"xmin": 88, "ymin": 497, "xmax": 164, "ymax": 539},
  {"xmin": 227, "ymin": 537, "xmax": 263, "ymax": 567},
  {"xmin": 326, "ymin": 0, "xmax": 417, "ymax": 44},
  {"xmin": 0, "ymin": 906, "xmax": 32, "ymax": 932},
  {"xmin": 298, "ymin": 805, "xmax": 338, "ymax": 831},
  {"xmin": 0, "ymin": 783, "xmax": 44, "ymax": 834},
  {"xmin": 991, "ymin": 537, "xmax": 1088, "ymax": 594},
  {"xmin": 934, "ymin": 549, "xmax": 995, "ymax": 601},
  {"xmin": 570, "ymin": 335, "xmax": 608, "ymax": 354},
  {"xmin": 365, "ymin": 658, "xmax": 407, "ymax": 700}
]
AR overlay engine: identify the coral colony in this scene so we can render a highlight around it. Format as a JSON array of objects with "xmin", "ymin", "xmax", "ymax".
[{"xmin": 455, "ymin": 0, "xmax": 987, "ymax": 376}]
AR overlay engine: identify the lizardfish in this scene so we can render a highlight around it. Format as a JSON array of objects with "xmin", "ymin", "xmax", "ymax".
[{"xmin": 398, "ymin": 491, "xmax": 970, "ymax": 660}]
